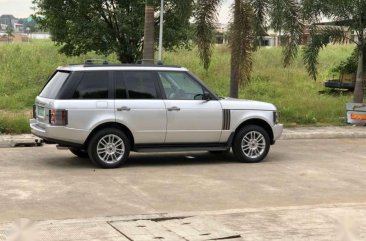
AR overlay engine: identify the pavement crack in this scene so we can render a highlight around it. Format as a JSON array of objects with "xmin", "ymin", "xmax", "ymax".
[
  {"xmin": 151, "ymin": 216, "xmax": 193, "ymax": 222},
  {"xmin": 208, "ymin": 234, "xmax": 242, "ymax": 240},
  {"xmin": 107, "ymin": 221, "xmax": 134, "ymax": 241}
]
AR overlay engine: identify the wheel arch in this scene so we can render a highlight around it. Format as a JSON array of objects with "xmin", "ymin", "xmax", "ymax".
[
  {"xmin": 84, "ymin": 122, "xmax": 135, "ymax": 149},
  {"xmin": 234, "ymin": 118, "xmax": 274, "ymax": 144}
]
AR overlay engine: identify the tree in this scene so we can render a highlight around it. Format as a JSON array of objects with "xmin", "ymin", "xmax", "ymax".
[
  {"xmin": 143, "ymin": 0, "xmax": 155, "ymax": 64},
  {"xmin": 33, "ymin": 0, "xmax": 193, "ymax": 63},
  {"xmin": 195, "ymin": 0, "xmax": 303, "ymax": 98},
  {"xmin": 19, "ymin": 17, "xmax": 39, "ymax": 33},
  {"xmin": 5, "ymin": 26, "xmax": 14, "ymax": 43},
  {"xmin": 229, "ymin": 0, "xmax": 256, "ymax": 97},
  {"xmin": 302, "ymin": 0, "xmax": 366, "ymax": 103}
]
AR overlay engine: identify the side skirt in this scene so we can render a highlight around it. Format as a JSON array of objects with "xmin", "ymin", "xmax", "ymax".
[
  {"xmin": 133, "ymin": 143, "xmax": 230, "ymax": 153},
  {"xmin": 134, "ymin": 133, "xmax": 235, "ymax": 153}
]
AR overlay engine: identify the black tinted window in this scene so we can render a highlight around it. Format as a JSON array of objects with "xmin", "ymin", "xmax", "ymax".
[
  {"xmin": 115, "ymin": 72, "xmax": 127, "ymax": 99},
  {"xmin": 72, "ymin": 72, "xmax": 109, "ymax": 99},
  {"xmin": 124, "ymin": 71, "xmax": 158, "ymax": 99},
  {"xmin": 40, "ymin": 71, "xmax": 70, "ymax": 99}
]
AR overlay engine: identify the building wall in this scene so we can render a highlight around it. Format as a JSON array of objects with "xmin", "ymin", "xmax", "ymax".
[{"xmin": 0, "ymin": 15, "xmax": 18, "ymax": 30}]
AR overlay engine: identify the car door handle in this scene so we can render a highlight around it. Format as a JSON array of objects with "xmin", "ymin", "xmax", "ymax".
[
  {"xmin": 167, "ymin": 106, "xmax": 181, "ymax": 111},
  {"xmin": 117, "ymin": 106, "xmax": 131, "ymax": 111}
]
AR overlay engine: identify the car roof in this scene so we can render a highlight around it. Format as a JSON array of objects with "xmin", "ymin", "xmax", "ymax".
[{"xmin": 57, "ymin": 64, "xmax": 189, "ymax": 72}]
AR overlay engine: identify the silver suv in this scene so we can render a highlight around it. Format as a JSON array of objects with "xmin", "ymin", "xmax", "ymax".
[{"xmin": 30, "ymin": 61, "xmax": 283, "ymax": 168}]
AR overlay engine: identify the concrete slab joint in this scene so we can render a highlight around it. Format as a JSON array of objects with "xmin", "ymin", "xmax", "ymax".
[
  {"xmin": 108, "ymin": 217, "xmax": 242, "ymax": 241},
  {"xmin": 0, "ymin": 216, "xmax": 242, "ymax": 241}
]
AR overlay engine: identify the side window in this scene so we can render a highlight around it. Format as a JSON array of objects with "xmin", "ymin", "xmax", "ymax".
[
  {"xmin": 72, "ymin": 71, "xmax": 109, "ymax": 99},
  {"xmin": 115, "ymin": 72, "xmax": 127, "ymax": 99},
  {"xmin": 124, "ymin": 71, "xmax": 158, "ymax": 99},
  {"xmin": 158, "ymin": 72, "xmax": 204, "ymax": 100}
]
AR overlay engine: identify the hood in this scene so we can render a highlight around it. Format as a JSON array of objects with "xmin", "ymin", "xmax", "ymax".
[{"xmin": 219, "ymin": 98, "xmax": 277, "ymax": 111}]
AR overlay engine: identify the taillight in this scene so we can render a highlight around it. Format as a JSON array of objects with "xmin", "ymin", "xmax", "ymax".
[
  {"xmin": 49, "ymin": 109, "xmax": 68, "ymax": 126},
  {"xmin": 33, "ymin": 105, "xmax": 36, "ymax": 119}
]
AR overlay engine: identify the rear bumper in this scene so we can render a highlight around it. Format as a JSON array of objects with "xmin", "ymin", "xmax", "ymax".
[
  {"xmin": 30, "ymin": 119, "xmax": 89, "ymax": 146},
  {"xmin": 272, "ymin": 124, "xmax": 283, "ymax": 141}
]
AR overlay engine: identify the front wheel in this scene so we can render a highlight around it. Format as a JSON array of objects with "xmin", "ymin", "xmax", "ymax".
[
  {"xmin": 232, "ymin": 125, "xmax": 270, "ymax": 163},
  {"xmin": 87, "ymin": 128, "xmax": 130, "ymax": 168}
]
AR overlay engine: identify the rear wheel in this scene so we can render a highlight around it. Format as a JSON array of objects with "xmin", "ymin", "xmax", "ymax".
[
  {"xmin": 69, "ymin": 148, "xmax": 89, "ymax": 158},
  {"xmin": 232, "ymin": 125, "xmax": 270, "ymax": 163},
  {"xmin": 87, "ymin": 128, "xmax": 130, "ymax": 168}
]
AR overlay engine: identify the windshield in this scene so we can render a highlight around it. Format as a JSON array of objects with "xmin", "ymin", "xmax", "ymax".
[{"xmin": 39, "ymin": 71, "xmax": 70, "ymax": 99}]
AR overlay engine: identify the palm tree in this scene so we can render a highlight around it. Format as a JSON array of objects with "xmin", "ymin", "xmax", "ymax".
[
  {"xmin": 142, "ymin": 0, "xmax": 155, "ymax": 64},
  {"xmin": 303, "ymin": 0, "xmax": 366, "ymax": 103},
  {"xmin": 195, "ymin": 0, "xmax": 303, "ymax": 98},
  {"xmin": 229, "ymin": 0, "xmax": 255, "ymax": 97}
]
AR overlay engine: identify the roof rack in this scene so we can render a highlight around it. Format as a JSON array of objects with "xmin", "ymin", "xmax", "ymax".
[
  {"xmin": 79, "ymin": 59, "xmax": 182, "ymax": 68},
  {"xmin": 81, "ymin": 64, "xmax": 182, "ymax": 68},
  {"xmin": 84, "ymin": 59, "xmax": 109, "ymax": 65}
]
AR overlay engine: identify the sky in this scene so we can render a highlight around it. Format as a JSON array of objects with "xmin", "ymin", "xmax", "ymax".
[{"xmin": 0, "ymin": 0, "xmax": 233, "ymax": 23}]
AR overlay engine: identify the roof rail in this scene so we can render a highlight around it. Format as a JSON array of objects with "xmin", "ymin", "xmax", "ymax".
[{"xmin": 84, "ymin": 59, "xmax": 109, "ymax": 65}]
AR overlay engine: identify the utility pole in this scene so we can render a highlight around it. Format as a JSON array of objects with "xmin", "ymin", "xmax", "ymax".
[{"xmin": 158, "ymin": 0, "xmax": 164, "ymax": 64}]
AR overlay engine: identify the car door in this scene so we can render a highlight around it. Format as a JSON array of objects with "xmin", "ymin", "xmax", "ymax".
[
  {"xmin": 64, "ymin": 71, "xmax": 115, "ymax": 133},
  {"xmin": 114, "ymin": 71, "xmax": 166, "ymax": 144},
  {"xmin": 158, "ymin": 71, "xmax": 223, "ymax": 143}
]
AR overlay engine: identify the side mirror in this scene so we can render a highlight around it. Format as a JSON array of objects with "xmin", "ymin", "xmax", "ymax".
[
  {"xmin": 194, "ymin": 92, "xmax": 211, "ymax": 101},
  {"xmin": 202, "ymin": 92, "xmax": 211, "ymax": 101}
]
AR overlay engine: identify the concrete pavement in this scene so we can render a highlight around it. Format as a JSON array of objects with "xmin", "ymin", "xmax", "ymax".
[
  {"xmin": 0, "ymin": 138, "xmax": 366, "ymax": 240},
  {"xmin": 1, "ymin": 203, "xmax": 366, "ymax": 240}
]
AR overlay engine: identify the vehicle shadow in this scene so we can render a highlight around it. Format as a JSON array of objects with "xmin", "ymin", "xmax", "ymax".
[
  {"xmin": 42, "ymin": 151, "xmax": 239, "ymax": 169},
  {"xmin": 43, "ymin": 150, "xmax": 284, "ymax": 169},
  {"xmin": 43, "ymin": 156, "xmax": 93, "ymax": 169},
  {"xmin": 125, "ymin": 152, "xmax": 238, "ymax": 167}
]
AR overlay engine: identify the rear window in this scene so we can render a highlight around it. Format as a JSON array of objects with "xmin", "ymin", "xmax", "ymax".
[{"xmin": 40, "ymin": 71, "xmax": 70, "ymax": 99}]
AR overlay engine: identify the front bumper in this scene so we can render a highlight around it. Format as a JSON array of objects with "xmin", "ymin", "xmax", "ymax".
[
  {"xmin": 30, "ymin": 119, "xmax": 88, "ymax": 145},
  {"xmin": 272, "ymin": 124, "xmax": 284, "ymax": 141}
]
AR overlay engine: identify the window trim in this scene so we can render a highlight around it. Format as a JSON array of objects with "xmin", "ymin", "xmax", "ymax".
[
  {"xmin": 156, "ymin": 70, "xmax": 219, "ymax": 101},
  {"xmin": 114, "ymin": 70, "xmax": 164, "ymax": 100}
]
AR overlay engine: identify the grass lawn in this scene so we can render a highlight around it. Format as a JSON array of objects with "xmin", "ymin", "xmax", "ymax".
[{"xmin": 0, "ymin": 41, "xmax": 356, "ymax": 133}]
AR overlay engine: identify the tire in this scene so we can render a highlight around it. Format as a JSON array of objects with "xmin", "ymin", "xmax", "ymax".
[
  {"xmin": 87, "ymin": 128, "xmax": 130, "ymax": 168},
  {"xmin": 69, "ymin": 148, "xmax": 89, "ymax": 158},
  {"xmin": 232, "ymin": 125, "xmax": 270, "ymax": 163}
]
